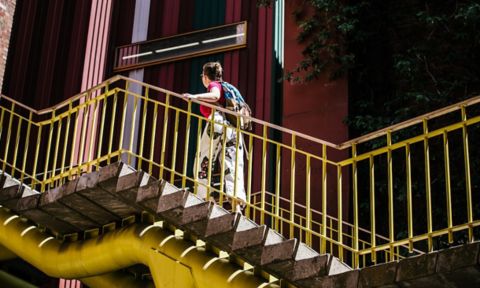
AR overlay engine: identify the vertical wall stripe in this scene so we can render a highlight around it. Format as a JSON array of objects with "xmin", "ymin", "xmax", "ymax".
[
  {"xmin": 3, "ymin": 1, "xmax": 91, "ymax": 108},
  {"xmin": 271, "ymin": 0, "xmax": 283, "ymax": 126},
  {"xmin": 254, "ymin": 6, "xmax": 273, "ymax": 122},
  {"xmin": 74, "ymin": 0, "xmax": 113, "ymax": 164},
  {"xmin": 36, "ymin": 0, "xmax": 63, "ymax": 108},
  {"xmin": 223, "ymin": 0, "xmax": 241, "ymax": 86},
  {"xmin": 122, "ymin": 0, "xmax": 151, "ymax": 163},
  {"xmin": 8, "ymin": 0, "xmax": 35, "ymax": 105},
  {"xmin": 63, "ymin": 1, "xmax": 92, "ymax": 101}
]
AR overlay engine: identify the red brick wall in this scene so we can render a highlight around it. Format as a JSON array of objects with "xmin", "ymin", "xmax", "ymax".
[{"xmin": 0, "ymin": 0, "xmax": 16, "ymax": 92}]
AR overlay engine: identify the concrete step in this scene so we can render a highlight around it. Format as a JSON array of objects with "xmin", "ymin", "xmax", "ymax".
[{"xmin": 0, "ymin": 173, "xmax": 23, "ymax": 210}]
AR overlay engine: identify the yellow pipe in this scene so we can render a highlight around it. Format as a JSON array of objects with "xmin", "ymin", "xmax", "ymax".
[{"xmin": 0, "ymin": 208, "xmax": 272, "ymax": 288}]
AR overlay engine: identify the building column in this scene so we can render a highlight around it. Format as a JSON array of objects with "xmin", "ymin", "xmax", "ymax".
[{"xmin": 122, "ymin": 0, "xmax": 151, "ymax": 165}]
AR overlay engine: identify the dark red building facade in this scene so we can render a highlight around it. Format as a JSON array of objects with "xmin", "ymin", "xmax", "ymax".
[{"xmin": 0, "ymin": 0, "xmax": 348, "ymax": 286}]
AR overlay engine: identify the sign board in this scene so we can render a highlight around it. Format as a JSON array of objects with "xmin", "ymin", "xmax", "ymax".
[{"xmin": 114, "ymin": 21, "xmax": 247, "ymax": 72}]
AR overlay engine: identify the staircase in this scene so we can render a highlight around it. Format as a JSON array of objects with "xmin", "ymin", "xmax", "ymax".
[
  {"xmin": 0, "ymin": 161, "xmax": 351, "ymax": 287},
  {"xmin": 1, "ymin": 75, "xmax": 480, "ymax": 287}
]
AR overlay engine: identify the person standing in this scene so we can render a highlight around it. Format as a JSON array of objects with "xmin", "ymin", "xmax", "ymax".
[{"xmin": 182, "ymin": 62, "xmax": 246, "ymax": 212}]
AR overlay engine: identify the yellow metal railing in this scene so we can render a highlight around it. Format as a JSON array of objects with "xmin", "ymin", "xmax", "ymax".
[{"xmin": 1, "ymin": 75, "xmax": 479, "ymax": 269}]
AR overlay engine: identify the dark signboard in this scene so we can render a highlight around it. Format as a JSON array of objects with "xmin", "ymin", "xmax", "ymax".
[{"xmin": 114, "ymin": 21, "xmax": 247, "ymax": 72}]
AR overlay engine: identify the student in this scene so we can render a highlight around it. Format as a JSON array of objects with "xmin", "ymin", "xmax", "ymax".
[{"xmin": 182, "ymin": 62, "xmax": 246, "ymax": 212}]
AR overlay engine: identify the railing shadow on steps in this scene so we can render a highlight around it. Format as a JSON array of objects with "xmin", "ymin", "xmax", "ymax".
[{"xmin": 1, "ymin": 74, "xmax": 480, "ymax": 269}]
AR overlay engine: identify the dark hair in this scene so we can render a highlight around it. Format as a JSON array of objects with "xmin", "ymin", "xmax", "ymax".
[{"xmin": 203, "ymin": 62, "xmax": 223, "ymax": 81}]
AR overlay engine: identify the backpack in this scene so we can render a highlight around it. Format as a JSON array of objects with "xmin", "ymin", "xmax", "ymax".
[{"xmin": 220, "ymin": 82, "xmax": 253, "ymax": 131}]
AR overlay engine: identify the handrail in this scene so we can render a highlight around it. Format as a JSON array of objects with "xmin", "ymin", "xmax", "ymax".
[
  {"xmin": 3, "ymin": 74, "xmax": 477, "ymax": 151},
  {"xmin": 339, "ymin": 95, "xmax": 480, "ymax": 148},
  {"xmin": 0, "ymin": 75, "xmax": 339, "ymax": 148}
]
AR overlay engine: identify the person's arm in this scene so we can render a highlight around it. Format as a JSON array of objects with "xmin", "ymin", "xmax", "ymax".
[{"xmin": 182, "ymin": 86, "xmax": 221, "ymax": 102}]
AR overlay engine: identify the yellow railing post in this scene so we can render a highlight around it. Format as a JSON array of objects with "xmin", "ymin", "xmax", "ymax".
[
  {"xmin": 78, "ymin": 94, "xmax": 91, "ymax": 175},
  {"xmin": 321, "ymin": 144, "xmax": 327, "ymax": 254},
  {"xmin": 193, "ymin": 118, "xmax": 203, "ymax": 195},
  {"xmin": 108, "ymin": 90, "xmax": 118, "ymax": 165},
  {"xmin": 369, "ymin": 155, "xmax": 376, "ymax": 262},
  {"xmin": 246, "ymin": 134, "xmax": 254, "ymax": 218},
  {"xmin": 51, "ymin": 114, "xmax": 62, "ymax": 186},
  {"xmin": 170, "ymin": 109, "xmax": 180, "ymax": 184},
  {"xmin": 386, "ymin": 131, "xmax": 395, "ymax": 260},
  {"xmin": 20, "ymin": 112, "xmax": 33, "ymax": 183},
  {"xmin": 60, "ymin": 104, "xmax": 72, "ymax": 183},
  {"xmin": 31, "ymin": 122, "xmax": 43, "ymax": 189},
  {"xmin": 423, "ymin": 119, "xmax": 433, "ymax": 252},
  {"xmin": 97, "ymin": 84, "xmax": 109, "ymax": 169},
  {"xmin": 148, "ymin": 103, "xmax": 159, "ymax": 175},
  {"xmin": 274, "ymin": 143, "xmax": 281, "ymax": 231},
  {"xmin": 87, "ymin": 96, "xmax": 99, "ymax": 172},
  {"xmin": 138, "ymin": 87, "xmax": 148, "ymax": 170},
  {"xmin": 118, "ymin": 89, "xmax": 129, "ymax": 164},
  {"xmin": 337, "ymin": 164, "xmax": 343, "ymax": 261},
  {"xmin": 128, "ymin": 95, "xmax": 139, "ymax": 166},
  {"xmin": 11, "ymin": 115, "xmax": 22, "ymax": 178},
  {"xmin": 218, "ymin": 124, "xmax": 227, "ymax": 205},
  {"xmin": 352, "ymin": 143, "xmax": 359, "ymax": 268},
  {"xmin": 233, "ymin": 116, "xmax": 242, "ymax": 206},
  {"xmin": 306, "ymin": 155, "xmax": 312, "ymax": 246},
  {"xmin": 42, "ymin": 111, "xmax": 56, "ymax": 191},
  {"xmin": 69, "ymin": 102, "xmax": 80, "ymax": 177},
  {"xmin": 443, "ymin": 130, "xmax": 453, "ymax": 243},
  {"xmin": 206, "ymin": 107, "xmax": 215, "ymax": 198},
  {"xmin": 289, "ymin": 134, "xmax": 296, "ymax": 239},
  {"xmin": 159, "ymin": 94, "xmax": 171, "ymax": 179},
  {"xmin": 461, "ymin": 106, "xmax": 473, "ymax": 242},
  {"xmin": 261, "ymin": 125, "xmax": 267, "ymax": 225},
  {"xmin": 405, "ymin": 143, "xmax": 413, "ymax": 252},
  {"xmin": 181, "ymin": 101, "xmax": 192, "ymax": 189}
]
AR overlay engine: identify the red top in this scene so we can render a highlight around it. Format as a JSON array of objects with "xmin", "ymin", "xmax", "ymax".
[{"xmin": 200, "ymin": 81, "xmax": 225, "ymax": 118}]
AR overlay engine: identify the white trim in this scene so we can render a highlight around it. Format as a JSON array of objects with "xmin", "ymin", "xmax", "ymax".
[
  {"xmin": 21, "ymin": 226, "xmax": 36, "ymax": 237},
  {"xmin": 122, "ymin": 51, "xmax": 153, "ymax": 60},
  {"xmin": 202, "ymin": 33, "xmax": 245, "ymax": 44},
  {"xmin": 155, "ymin": 42, "xmax": 200, "ymax": 53},
  {"xmin": 3, "ymin": 215, "xmax": 18, "ymax": 226},
  {"xmin": 38, "ymin": 237, "xmax": 54, "ymax": 248}
]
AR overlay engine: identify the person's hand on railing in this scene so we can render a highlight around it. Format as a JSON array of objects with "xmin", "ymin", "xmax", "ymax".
[{"xmin": 181, "ymin": 93, "xmax": 193, "ymax": 100}]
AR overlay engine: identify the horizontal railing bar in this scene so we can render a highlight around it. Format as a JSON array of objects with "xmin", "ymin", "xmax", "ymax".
[
  {"xmin": 3, "ymin": 75, "xmax": 480, "ymax": 152},
  {"xmin": 0, "ymin": 107, "xmax": 41, "ymax": 126},
  {"xmin": 339, "ymin": 95, "xmax": 480, "ymax": 149},
  {"xmin": 251, "ymin": 191, "xmax": 424, "ymax": 255},
  {"xmin": 358, "ymin": 220, "xmax": 480, "ymax": 255},
  {"xmin": 339, "ymin": 115, "xmax": 480, "ymax": 166}
]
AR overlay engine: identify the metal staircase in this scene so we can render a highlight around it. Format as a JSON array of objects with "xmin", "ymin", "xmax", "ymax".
[{"xmin": 1, "ymin": 75, "xmax": 480, "ymax": 286}]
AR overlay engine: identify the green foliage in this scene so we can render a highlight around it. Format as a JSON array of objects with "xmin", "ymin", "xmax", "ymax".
[
  {"xmin": 260, "ymin": 0, "xmax": 480, "ymax": 253},
  {"xmin": 349, "ymin": 1, "xmax": 480, "ymax": 135},
  {"xmin": 259, "ymin": 0, "xmax": 363, "ymax": 83}
]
